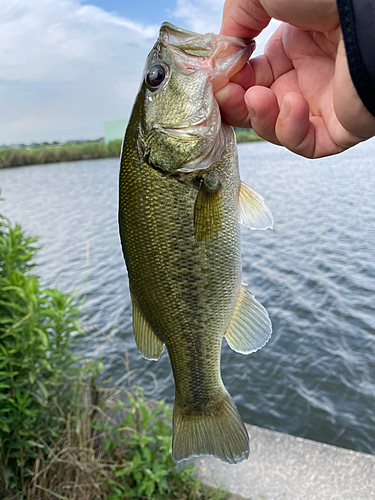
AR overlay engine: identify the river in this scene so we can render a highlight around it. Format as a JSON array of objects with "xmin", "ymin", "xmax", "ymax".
[{"xmin": 1, "ymin": 139, "xmax": 374, "ymax": 455}]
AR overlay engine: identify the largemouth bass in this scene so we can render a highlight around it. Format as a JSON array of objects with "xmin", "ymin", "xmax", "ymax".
[{"xmin": 119, "ymin": 22, "xmax": 273, "ymax": 464}]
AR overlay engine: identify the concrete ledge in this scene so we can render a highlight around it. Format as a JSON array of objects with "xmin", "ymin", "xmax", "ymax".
[{"xmin": 197, "ymin": 424, "xmax": 375, "ymax": 500}]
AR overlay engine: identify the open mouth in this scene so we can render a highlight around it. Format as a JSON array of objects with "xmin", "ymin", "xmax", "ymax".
[
  {"xmin": 175, "ymin": 122, "xmax": 231, "ymax": 173},
  {"xmin": 162, "ymin": 86, "xmax": 221, "ymax": 141}
]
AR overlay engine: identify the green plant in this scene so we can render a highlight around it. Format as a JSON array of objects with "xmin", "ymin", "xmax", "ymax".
[
  {"xmin": 0, "ymin": 211, "xmax": 228, "ymax": 500},
  {"xmin": 0, "ymin": 215, "xmax": 86, "ymax": 492},
  {"xmin": 100, "ymin": 387, "xmax": 175, "ymax": 499},
  {"xmin": 98, "ymin": 387, "xmax": 227, "ymax": 500},
  {"xmin": 234, "ymin": 129, "xmax": 262, "ymax": 143},
  {"xmin": 0, "ymin": 140, "xmax": 123, "ymax": 168}
]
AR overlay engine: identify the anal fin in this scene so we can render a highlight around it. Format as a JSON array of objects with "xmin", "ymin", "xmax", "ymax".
[
  {"xmin": 238, "ymin": 181, "xmax": 274, "ymax": 230},
  {"xmin": 132, "ymin": 300, "xmax": 163, "ymax": 361},
  {"xmin": 225, "ymin": 285, "xmax": 272, "ymax": 354}
]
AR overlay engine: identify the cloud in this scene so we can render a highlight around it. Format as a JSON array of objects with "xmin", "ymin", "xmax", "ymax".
[
  {"xmin": 0, "ymin": 0, "xmax": 158, "ymax": 143},
  {"xmin": 172, "ymin": 0, "xmax": 224, "ymax": 35},
  {"xmin": 0, "ymin": 0, "xmax": 279, "ymax": 144},
  {"xmin": 172, "ymin": 0, "xmax": 280, "ymax": 56}
]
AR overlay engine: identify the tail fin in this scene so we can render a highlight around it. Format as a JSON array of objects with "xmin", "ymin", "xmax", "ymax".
[{"xmin": 172, "ymin": 390, "xmax": 249, "ymax": 464}]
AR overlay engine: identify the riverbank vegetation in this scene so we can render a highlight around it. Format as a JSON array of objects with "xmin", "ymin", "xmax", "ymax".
[
  {"xmin": 0, "ymin": 129, "xmax": 261, "ymax": 168},
  {"xmin": 234, "ymin": 128, "xmax": 262, "ymax": 143},
  {"xmin": 0, "ymin": 140, "xmax": 122, "ymax": 169},
  {"xmin": 0, "ymin": 210, "xmax": 227, "ymax": 500}
]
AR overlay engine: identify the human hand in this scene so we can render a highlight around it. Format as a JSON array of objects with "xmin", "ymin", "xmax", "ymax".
[{"xmin": 217, "ymin": 0, "xmax": 375, "ymax": 158}]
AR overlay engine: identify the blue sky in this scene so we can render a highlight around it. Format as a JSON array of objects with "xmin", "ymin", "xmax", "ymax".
[
  {"xmin": 0, "ymin": 0, "xmax": 278, "ymax": 145},
  {"xmin": 86, "ymin": 0, "xmax": 176, "ymax": 25}
]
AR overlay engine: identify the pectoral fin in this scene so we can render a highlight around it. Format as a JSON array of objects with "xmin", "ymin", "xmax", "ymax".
[
  {"xmin": 238, "ymin": 181, "xmax": 274, "ymax": 230},
  {"xmin": 225, "ymin": 285, "xmax": 272, "ymax": 354},
  {"xmin": 194, "ymin": 182, "xmax": 222, "ymax": 244},
  {"xmin": 132, "ymin": 301, "xmax": 163, "ymax": 361}
]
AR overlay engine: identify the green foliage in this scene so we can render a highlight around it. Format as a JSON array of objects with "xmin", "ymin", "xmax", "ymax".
[
  {"xmin": 97, "ymin": 387, "xmax": 227, "ymax": 500},
  {"xmin": 234, "ymin": 129, "xmax": 262, "ymax": 143},
  {"xmin": 0, "ymin": 211, "xmax": 227, "ymax": 500},
  {"xmin": 99, "ymin": 388, "xmax": 176, "ymax": 499},
  {"xmin": 0, "ymin": 140, "xmax": 123, "ymax": 168},
  {"xmin": 0, "ymin": 215, "xmax": 84, "ymax": 491}
]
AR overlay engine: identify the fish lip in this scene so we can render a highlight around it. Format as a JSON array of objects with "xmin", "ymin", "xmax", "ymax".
[
  {"xmin": 162, "ymin": 116, "xmax": 209, "ymax": 136},
  {"xmin": 159, "ymin": 23, "xmax": 256, "ymax": 93},
  {"xmin": 159, "ymin": 106, "xmax": 219, "ymax": 143},
  {"xmin": 159, "ymin": 80, "xmax": 213, "ymax": 131},
  {"xmin": 157, "ymin": 95, "xmax": 224, "ymax": 172}
]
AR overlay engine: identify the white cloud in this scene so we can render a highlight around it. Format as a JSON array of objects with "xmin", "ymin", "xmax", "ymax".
[
  {"xmin": 0, "ymin": 1, "xmax": 158, "ymax": 82},
  {"xmin": 0, "ymin": 0, "xmax": 158, "ymax": 143},
  {"xmin": 172, "ymin": 0, "xmax": 280, "ymax": 56},
  {"xmin": 172, "ymin": 0, "xmax": 224, "ymax": 34},
  {"xmin": 0, "ymin": 0, "xmax": 279, "ymax": 144}
]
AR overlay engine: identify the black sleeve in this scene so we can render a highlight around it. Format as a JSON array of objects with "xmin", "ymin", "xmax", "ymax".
[{"xmin": 337, "ymin": 0, "xmax": 375, "ymax": 117}]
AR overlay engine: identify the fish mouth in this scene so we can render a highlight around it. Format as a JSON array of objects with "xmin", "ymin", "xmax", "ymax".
[
  {"xmin": 160, "ymin": 22, "xmax": 255, "ymax": 93},
  {"xmin": 160, "ymin": 79, "xmax": 216, "ymax": 131},
  {"xmin": 149, "ymin": 23, "xmax": 255, "ymax": 172},
  {"xmin": 176, "ymin": 123, "xmax": 231, "ymax": 173},
  {"xmin": 151, "ymin": 22, "xmax": 255, "ymax": 141},
  {"xmin": 159, "ymin": 102, "xmax": 230, "ymax": 174},
  {"xmin": 162, "ymin": 91, "xmax": 220, "ymax": 140}
]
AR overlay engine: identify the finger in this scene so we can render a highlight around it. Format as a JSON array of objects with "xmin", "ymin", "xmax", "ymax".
[
  {"xmin": 220, "ymin": 0, "xmax": 271, "ymax": 39},
  {"xmin": 216, "ymin": 83, "xmax": 251, "ymax": 128},
  {"xmin": 260, "ymin": 0, "xmax": 339, "ymax": 32},
  {"xmin": 244, "ymin": 85, "xmax": 281, "ymax": 144},
  {"xmin": 229, "ymin": 61, "xmax": 255, "ymax": 91},
  {"xmin": 275, "ymin": 92, "xmax": 346, "ymax": 158},
  {"xmin": 250, "ymin": 55, "xmax": 275, "ymax": 87},
  {"xmin": 249, "ymin": 40, "xmax": 294, "ymax": 89},
  {"xmin": 263, "ymin": 24, "xmax": 294, "ymax": 80},
  {"xmin": 274, "ymin": 92, "xmax": 314, "ymax": 156}
]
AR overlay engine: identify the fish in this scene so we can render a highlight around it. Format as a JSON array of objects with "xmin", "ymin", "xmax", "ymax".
[{"xmin": 119, "ymin": 22, "xmax": 273, "ymax": 464}]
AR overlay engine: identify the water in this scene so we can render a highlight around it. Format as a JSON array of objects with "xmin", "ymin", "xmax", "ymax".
[{"xmin": 1, "ymin": 140, "xmax": 374, "ymax": 455}]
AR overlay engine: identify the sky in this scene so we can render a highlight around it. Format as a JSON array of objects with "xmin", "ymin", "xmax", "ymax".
[{"xmin": 0, "ymin": 0, "xmax": 279, "ymax": 145}]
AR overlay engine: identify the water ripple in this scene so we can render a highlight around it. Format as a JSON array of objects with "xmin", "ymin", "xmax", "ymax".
[{"xmin": 1, "ymin": 140, "xmax": 374, "ymax": 454}]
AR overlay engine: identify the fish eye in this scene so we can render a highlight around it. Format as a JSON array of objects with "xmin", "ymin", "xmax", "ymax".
[{"xmin": 146, "ymin": 64, "xmax": 167, "ymax": 88}]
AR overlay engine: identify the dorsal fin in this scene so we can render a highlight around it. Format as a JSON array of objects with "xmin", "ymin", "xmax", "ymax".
[
  {"xmin": 225, "ymin": 285, "xmax": 272, "ymax": 354},
  {"xmin": 132, "ymin": 300, "xmax": 164, "ymax": 361}
]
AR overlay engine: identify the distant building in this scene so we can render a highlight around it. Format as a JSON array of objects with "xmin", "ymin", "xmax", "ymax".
[{"xmin": 103, "ymin": 119, "xmax": 128, "ymax": 144}]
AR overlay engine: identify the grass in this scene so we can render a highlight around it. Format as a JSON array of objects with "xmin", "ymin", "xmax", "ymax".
[
  {"xmin": 0, "ymin": 140, "xmax": 122, "ymax": 169},
  {"xmin": 0, "ymin": 205, "xmax": 228, "ymax": 500},
  {"xmin": 234, "ymin": 129, "xmax": 262, "ymax": 143},
  {"xmin": 24, "ymin": 384, "xmax": 228, "ymax": 500}
]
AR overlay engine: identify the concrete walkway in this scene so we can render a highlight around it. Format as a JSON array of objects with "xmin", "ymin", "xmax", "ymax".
[{"xmin": 197, "ymin": 424, "xmax": 375, "ymax": 500}]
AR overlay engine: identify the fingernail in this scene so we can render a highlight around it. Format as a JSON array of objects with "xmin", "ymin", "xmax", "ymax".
[
  {"xmin": 248, "ymin": 106, "xmax": 256, "ymax": 120},
  {"xmin": 279, "ymin": 96, "xmax": 291, "ymax": 120}
]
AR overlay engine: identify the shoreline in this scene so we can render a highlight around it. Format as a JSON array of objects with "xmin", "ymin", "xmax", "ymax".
[
  {"xmin": 0, "ymin": 130, "xmax": 262, "ymax": 169},
  {"xmin": 198, "ymin": 424, "xmax": 375, "ymax": 500}
]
